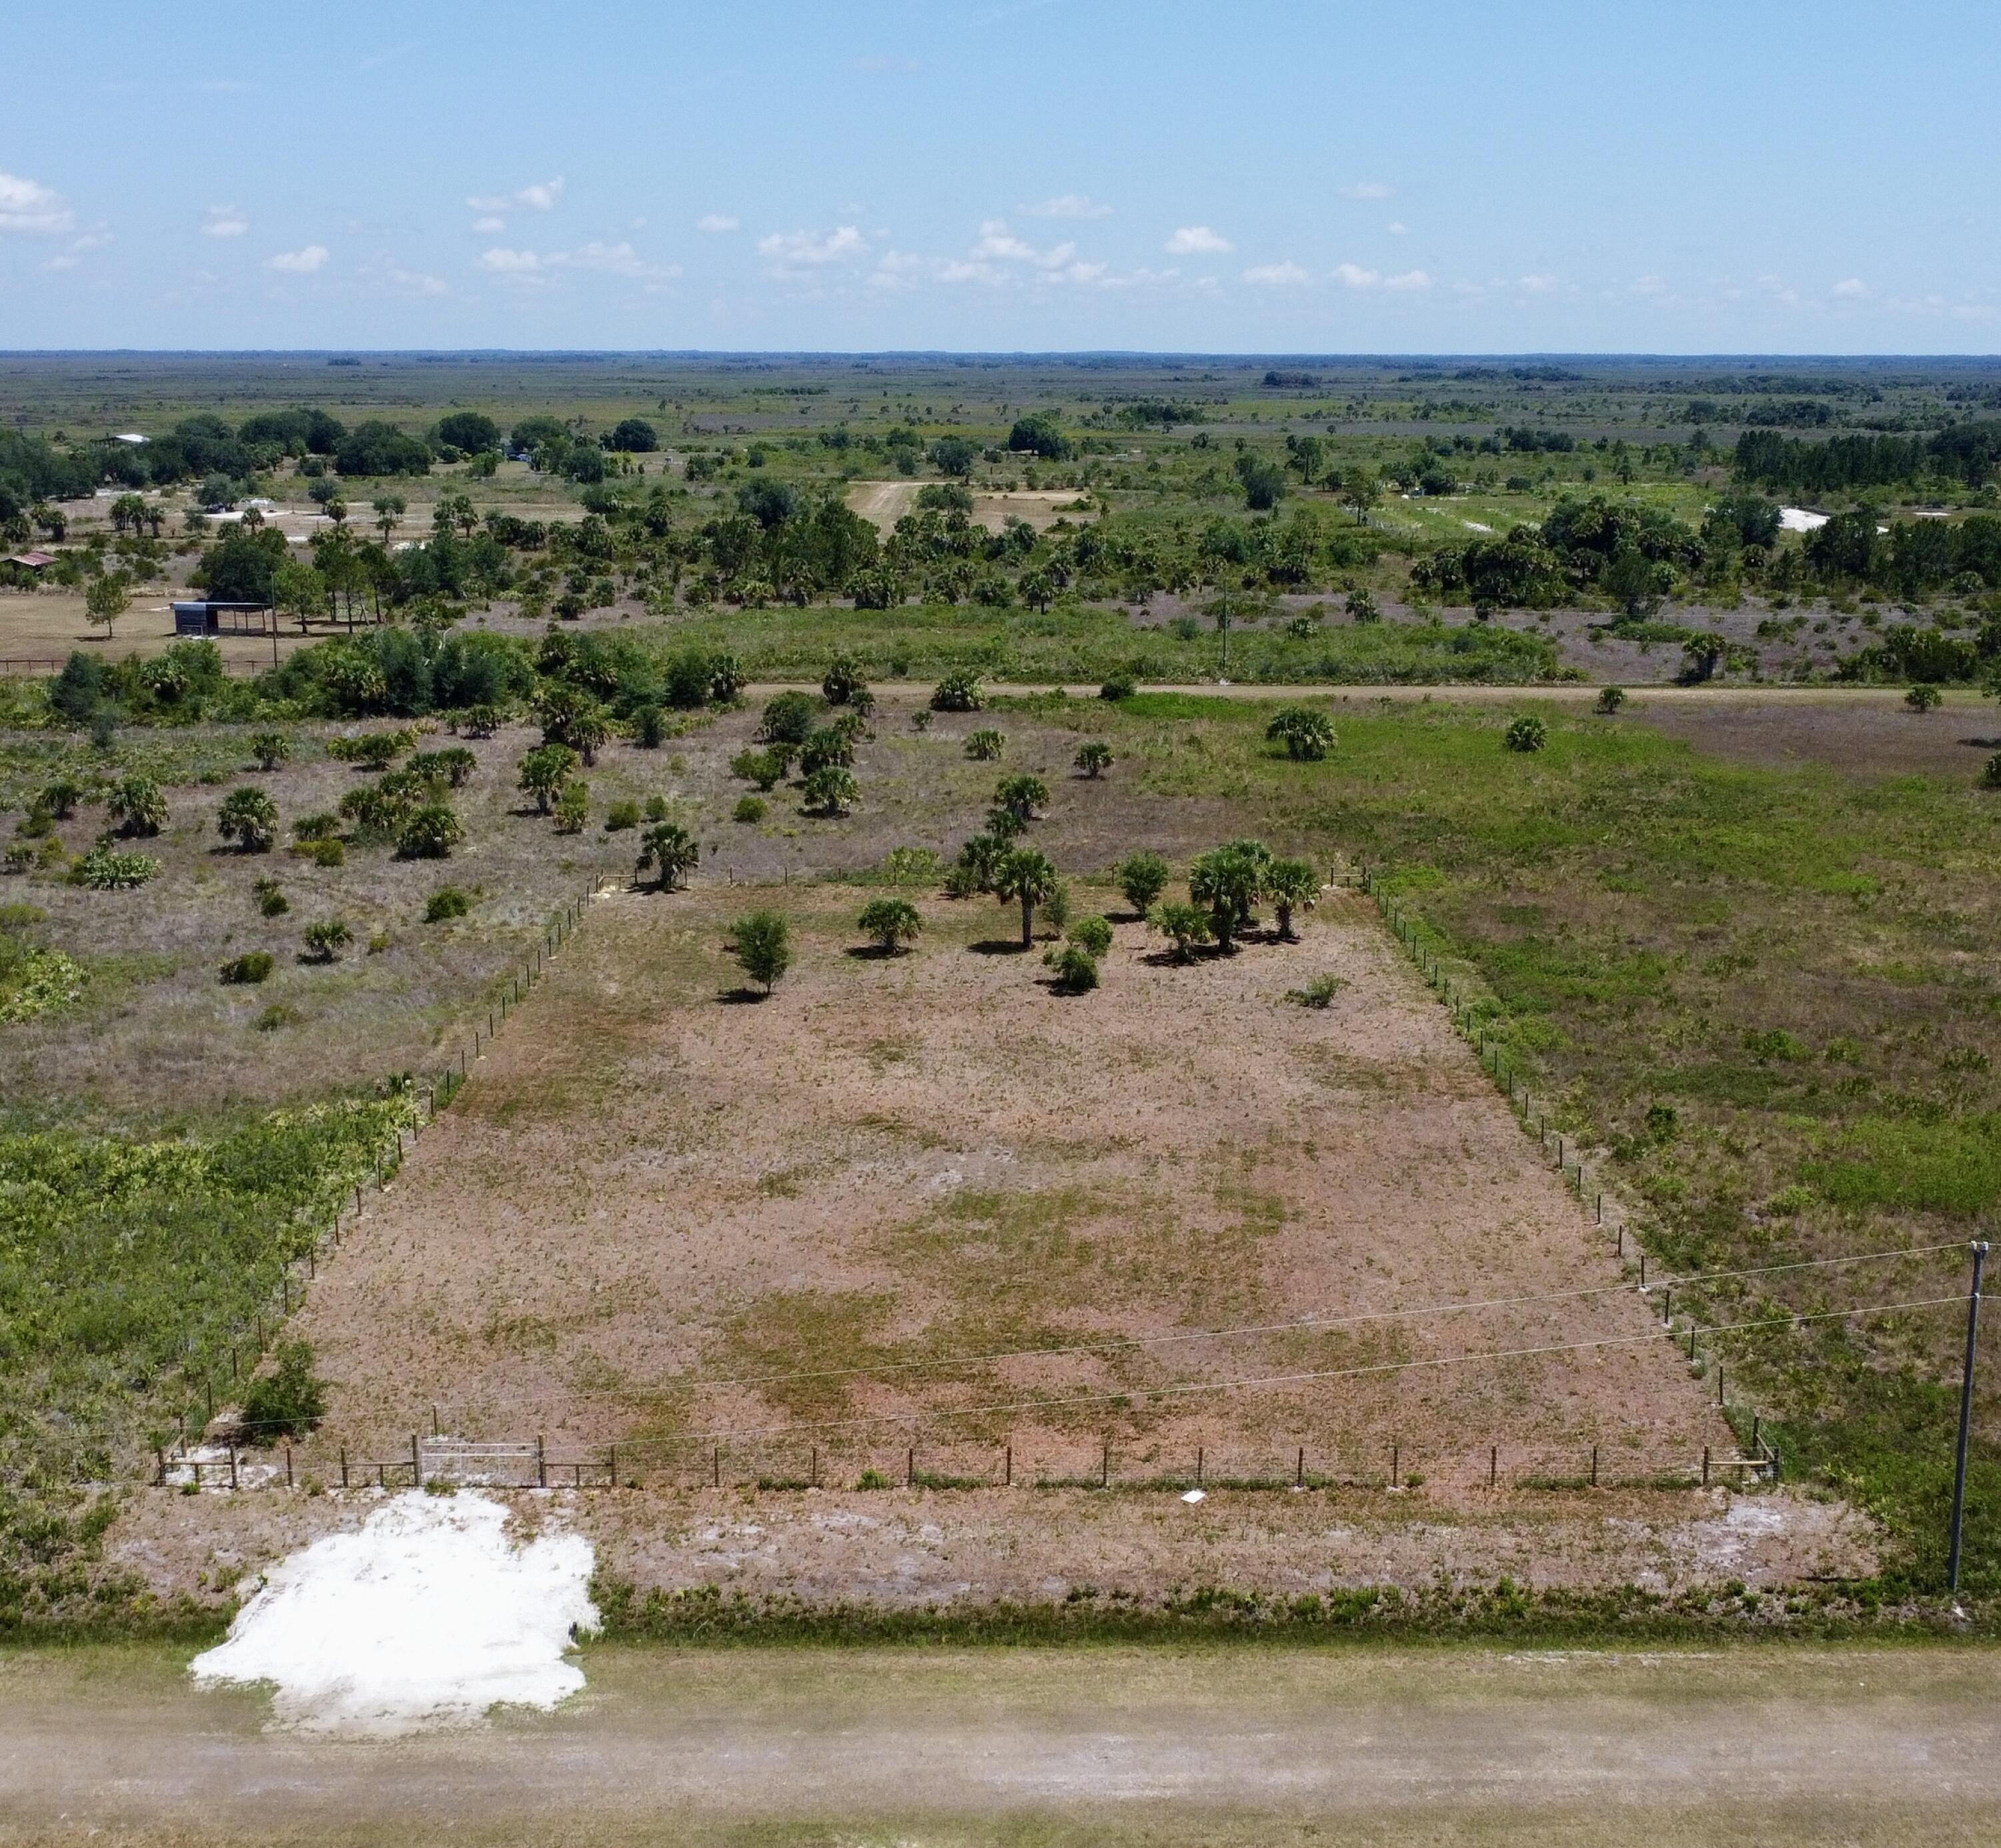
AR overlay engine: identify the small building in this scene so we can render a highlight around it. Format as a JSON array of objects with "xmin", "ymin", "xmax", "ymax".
[
  {"xmin": 4, "ymin": 551, "xmax": 56, "ymax": 572},
  {"xmin": 172, "ymin": 600, "xmax": 275, "ymax": 637}
]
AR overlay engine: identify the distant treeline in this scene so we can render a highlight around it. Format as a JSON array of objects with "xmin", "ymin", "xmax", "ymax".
[{"xmin": 1734, "ymin": 421, "xmax": 2001, "ymax": 494}]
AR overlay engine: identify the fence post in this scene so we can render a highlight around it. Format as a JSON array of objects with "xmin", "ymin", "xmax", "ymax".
[
  {"xmin": 906, "ymin": 1445, "xmax": 915, "ymax": 1488},
  {"xmin": 1005, "ymin": 1444, "xmax": 1012, "ymax": 1487},
  {"xmin": 156, "ymin": 1446, "xmax": 166, "ymax": 1487},
  {"xmin": 810, "ymin": 1445, "xmax": 816, "ymax": 1489},
  {"xmin": 1391, "ymin": 1442, "xmax": 1399, "ymax": 1489},
  {"xmin": 229, "ymin": 1446, "xmax": 238, "ymax": 1491},
  {"xmin": 609, "ymin": 1445, "xmax": 618, "ymax": 1487},
  {"xmin": 1296, "ymin": 1445, "xmax": 1305, "ymax": 1488},
  {"xmin": 340, "ymin": 1446, "xmax": 348, "ymax": 1489},
  {"xmin": 1591, "ymin": 1445, "xmax": 1599, "ymax": 1488},
  {"xmin": 285, "ymin": 1447, "xmax": 294, "ymax": 1489},
  {"xmin": 712, "ymin": 1443, "xmax": 720, "ymax": 1489},
  {"xmin": 1489, "ymin": 1445, "xmax": 1497, "ymax": 1489},
  {"xmin": 536, "ymin": 1434, "xmax": 546, "ymax": 1489},
  {"xmin": 412, "ymin": 1434, "xmax": 421, "ymax": 1485},
  {"xmin": 1703, "ymin": 1446, "xmax": 1711, "ymax": 1487},
  {"xmin": 1196, "ymin": 1445, "xmax": 1203, "ymax": 1488},
  {"xmin": 1101, "ymin": 1440, "xmax": 1109, "ymax": 1489}
]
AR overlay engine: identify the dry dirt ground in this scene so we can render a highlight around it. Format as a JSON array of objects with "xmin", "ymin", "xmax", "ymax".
[
  {"xmin": 846, "ymin": 480, "xmax": 1089, "ymax": 534},
  {"xmin": 3, "ymin": 1641, "xmax": 1994, "ymax": 1846},
  {"xmin": 104, "ymin": 879, "xmax": 1878, "ymax": 1605}
]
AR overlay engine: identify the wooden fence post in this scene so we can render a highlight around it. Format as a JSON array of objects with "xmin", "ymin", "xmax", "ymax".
[
  {"xmin": 1591, "ymin": 1445, "xmax": 1599, "ymax": 1488},
  {"xmin": 1489, "ymin": 1445, "xmax": 1497, "ymax": 1489},
  {"xmin": 340, "ymin": 1446, "xmax": 348, "ymax": 1489},
  {"xmin": 1004, "ymin": 1444, "xmax": 1012, "ymax": 1487}
]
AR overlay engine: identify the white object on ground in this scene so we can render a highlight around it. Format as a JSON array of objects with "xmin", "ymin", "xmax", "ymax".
[
  {"xmin": 1463, "ymin": 520, "xmax": 1493, "ymax": 533},
  {"xmin": 191, "ymin": 1489, "xmax": 597, "ymax": 1735},
  {"xmin": 1181, "ymin": 1488, "xmax": 1207, "ymax": 1505},
  {"xmin": 1778, "ymin": 507, "xmax": 1828, "ymax": 532}
]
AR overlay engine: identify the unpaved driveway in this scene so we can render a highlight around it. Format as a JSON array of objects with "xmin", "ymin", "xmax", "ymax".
[{"xmin": 1, "ymin": 1642, "xmax": 1995, "ymax": 1845}]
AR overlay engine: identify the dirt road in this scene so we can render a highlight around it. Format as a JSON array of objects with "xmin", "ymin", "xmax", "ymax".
[{"xmin": 3, "ymin": 1642, "xmax": 1996, "ymax": 1845}]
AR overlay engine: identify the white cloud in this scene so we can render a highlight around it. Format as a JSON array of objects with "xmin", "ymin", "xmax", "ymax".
[
  {"xmin": 561, "ymin": 241, "xmax": 656, "ymax": 276},
  {"xmin": 1165, "ymin": 224, "xmax": 1232, "ymax": 255},
  {"xmin": 0, "ymin": 169, "xmax": 72, "ymax": 234},
  {"xmin": 1518, "ymin": 273, "xmax": 1557, "ymax": 293},
  {"xmin": 1387, "ymin": 220, "xmax": 1408, "ymax": 236},
  {"xmin": 480, "ymin": 247, "xmax": 541, "ymax": 273},
  {"xmin": 1834, "ymin": 277, "xmax": 1868, "ymax": 297},
  {"xmin": 1334, "ymin": 262, "xmax": 1380, "ymax": 289},
  {"xmin": 970, "ymin": 219, "xmax": 1075, "ymax": 268},
  {"xmin": 1341, "ymin": 181, "xmax": 1395, "ymax": 200},
  {"xmin": 1243, "ymin": 260, "xmax": 1310, "ymax": 287},
  {"xmin": 758, "ymin": 225, "xmax": 866, "ymax": 270},
  {"xmin": 466, "ymin": 178, "xmax": 564, "ymax": 214},
  {"xmin": 1023, "ymin": 193, "xmax": 1111, "ymax": 219},
  {"xmin": 40, "ymin": 230, "xmax": 110, "ymax": 272},
  {"xmin": 480, "ymin": 242, "xmax": 676, "ymax": 283},
  {"xmin": 696, "ymin": 213, "xmax": 739, "ymax": 233},
  {"xmin": 1629, "ymin": 274, "xmax": 1670, "ymax": 297},
  {"xmin": 1384, "ymin": 269, "xmax": 1431, "ymax": 291},
  {"xmin": 203, "ymin": 205, "xmax": 249, "ymax": 239},
  {"xmin": 267, "ymin": 244, "xmax": 329, "ymax": 274},
  {"xmin": 387, "ymin": 266, "xmax": 448, "ymax": 295},
  {"xmin": 470, "ymin": 215, "xmax": 505, "ymax": 233}
]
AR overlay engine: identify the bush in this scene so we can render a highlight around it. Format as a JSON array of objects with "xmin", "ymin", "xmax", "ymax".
[
  {"xmin": 254, "ymin": 877, "xmax": 289, "ymax": 917},
  {"xmin": 1074, "ymin": 741, "xmax": 1114, "ymax": 778},
  {"xmin": 217, "ymin": 786, "xmax": 279, "ymax": 852},
  {"xmin": 731, "ymin": 747, "xmax": 788, "ymax": 791},
  {"xmin": 1596, "ymin": 685, "xmax": 1627, "ymax": 715},
  {"xmin": 1287, "ymin": 974, "xmax": 1347, "ymax": 1009},
  {"xmin": 302, "ymin": 837, "xmax": 345, "ymax": 867},
  {"xmin": 965, "ymin": 728, "xmax": 1006, "ymax": 762},
  {"xmin": 220, "ymin": 950, "xmax": 275, "ymax": 984},
  {"xmin": 553, "ymin": 782, "xmax": 589, "ymax": 834},
  {"xmin": 760, "ymin": 690, "xmax": 818, "ymax": 745},
  {"xmin": 71, "ymin": 846, "xmax": 158, "ymax": 890},
  {"xmin": 106, "ymin": 774, "xmax": 167, "ymax": 838},
  {"xmin": 424, "ymin": 886, "xmax": 471, "ymax": 922},
  {"xmin": 249, "ymin": 732, "xmax": 293, "ymax": 772},
  {"xmin": 992, "ymin": 773, "xmax": 1048, "ymax": 822},
  {"xmin": 1099, "ymin": 671, "xmax": 1137, "ymax": 701},
  {"xmin": 1503, "ymin": 714, "xmax": 1549, "ymax": 753},
  {"xmin": 254, "ymin": 1003, "xmax": 301, "ymax": 1030},
  {"xmin": 517, "ymin": 742, "xmax": 578, "ymax": 813},
  {"xmin": 1982, "ymin": 754, "xmax": 2001, "ymax": 790},
  {"xmin": 858, "ymin": 897, "xmax": 923, "ymax": 952},
  {"xmin": 1266, "ymin": 706, "xmax": 1337, "ymax": 761},
  {"xmin": 730, "ymin": 908, "xmax": 791, "ymax": 992},
  {"xmin": 1149, "ymin": 900, "xmax": 1213, "ymax": 961},
  {"xmin": 396, "ymin": 802, "xmax": 464, "ymax": 858},
  {"xmin": 931, "ymin": 669, "xmax": 983, "ymax": 712},
  {"xmin": 802, "ymin": 764, "xmax": 858, "ymax": 816},
  {"xmin": 800, "ymin": 726, "xmax": 856, "ymax": 775},
  {"xmin": 1067, "ymin": 914, "xmax": 1113, "ymax": 958},
  {"xmin": 1117, "ymin": 850, "xmax": 1171, "ymax": 916},
  {"xmin": 239, "ymin": 1340, "xmax": 326, "ymax": 1442},
  {"xmin": 301, "ymin": 918, "xmax": 353, "ymax": 962},
  {"xmin": 823, "ymin": 654, "xmax": 869, "ymax": 706},
  {"xmin": 292, "ymin": 811, "xmax": 341, "ymax": 842},
  {"xmin": 632, "ymin": 703, "xmax": 666, "ymax": 748},
  {"xmin": 734, "ymin": 794, "xmax": 767, "ymax": 824},
  {"xmin": 1044, "ymin": 942, "xmax": 1100, "ymax": 992},
  {"xmin": 1906, "ymin": 683, "xmax": 1943, "ymax": 712},
  {"xmin": 911, "ymin": 708, "xmax": 934, "ymax": 733},
  {"xmin": 604, "ymin": 799, "xmax": 642, "ymax": 832},
  {"xmin": 636, "ymin": 822, "xmax": 698, "ymax": 890}
]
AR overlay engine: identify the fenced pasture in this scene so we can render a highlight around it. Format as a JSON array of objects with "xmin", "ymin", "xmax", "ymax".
[{"xmin": 285, "ymin": 880, "xmax": 1732, "ymax": 1489}]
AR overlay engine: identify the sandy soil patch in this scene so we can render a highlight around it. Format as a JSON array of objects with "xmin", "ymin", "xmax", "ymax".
[{"xmin": 846, "ymin": 480, "xmax": 1090, "ymax": 536}]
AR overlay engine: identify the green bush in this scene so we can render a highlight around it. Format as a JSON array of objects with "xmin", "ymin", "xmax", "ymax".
[
  {"xmin": 730, "ymin": 909, "xmax": 791, "ymax": 992},
  {"xmin": 1906, "ymin": 683, "xmax": 1943, "ymax": 712},
  {"xmin": 302, "ymin": 918, "xmax": 352, "ymax": 962},
  {"xmin": 424, "ymin": 886, "xmax": 471, "ymax": 923},
  {"xmin": 965, "ymin": 728, "xmax": 1006, "ymax": 762},
  {"xmin": 1099, "ymin": 671, "xmax": 1137, "ymax": 701},
  {"xmin": 802, "ymin": 764, "xmax": 858, "ymax": 816},
  {"xmin": 604, "ymin": 799, "xmax": 642, "ymax": 832},
  {"xmin": 1596, "ymin": 685, "xmax": 1627, "ymax": 715},
  {"xmin": 1504, "ymin": 714, "xmax": 1549, "ymax": 752},
  {"xmin": 931, "ymin": 669, "xmax": 983, "ymax": 712},
  {"xmin": 1287, "ymin": 974, "xmax": 1346, "ymax": 1009},
  {"xmin": 1266, "ymin": 706, "xmax": 1337, "ymax": 761},
  {"xmin": 733, "ymin": 794, "xmax": 766, "ymax": 824},
  {"xmin": 858, "ymin": 897, "xmax": 923, "ymax": 952},
  {"xmin": 239, "ymin": 1340, "xmax": 326, "ymax": 1443},
  {"xmin": 1067, "ymin": 914, "xmax": 1114, "ymax": 958},
  {"xmin": 1117, "ymin": 850, "xmax": 1171, "ymax": 916},
  {"xmin": 220, "ymin": 950, "xmax": 275, "ymax": 984},
  {"xmin": 632, "ymin": 703, "xmax": 666, "ymax": 748},
  {"xmin": 1044, "ymin": 942, "xmax": 1100, "ymax": 992},
  {"xmin": 1075, "ymin": 741, "xmax": 1114, "ymax": 778},
  {"xmin": 396, "ymin": 802, "xmax": 464, "ymax": 859},
  {"xmin": 759, "ymin": 690, "xmax": 818, "ymax": 745},
  {"xmin": 71, "ymin": 847, "xmax": 159, "ymax": 890}
]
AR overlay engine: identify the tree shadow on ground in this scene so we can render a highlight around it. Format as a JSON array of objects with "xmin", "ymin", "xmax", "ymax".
[
  {"xmin": 717, "ymin": 986, "xmax": 770, "ymax": 1004},
  {"xmin": 967, "ymin": 938, "xmax": 1030, "ymax": 956}
]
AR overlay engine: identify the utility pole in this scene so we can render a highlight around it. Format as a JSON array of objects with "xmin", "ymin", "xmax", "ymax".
[{"xmin": 1948, "ymin": 1239, "xmax": 1989, "ymax": 1596}]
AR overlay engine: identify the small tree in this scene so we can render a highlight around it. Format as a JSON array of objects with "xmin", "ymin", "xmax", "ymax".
[
  {"xmin": 992, "ymin": 772, "xmax": 1048, "ymax": 824},
  {"xmin": 994, "ymin": 846, "xmax": 1059, "ymax": 948},
  {"xmin": 760, "ymin": 690, "xmax": 819, "ymax": 744},
  {"xmin": 239, "ymin": 1340, "xmax": 325, "ymax": 1442},
  {"xmin": 217, "ymin": 786, "xmax": 279, "ymax": 853},
  {"xmin": 1266, "ymin": 707, "xmax": 1337, "ymax": 762},
  {"xmin": 858, "ymin": 897, "xmax": 923, "ymax": 954},
  {"xmin": 1345, "ymin": 586, "xmax": 1380, "ymax": 623},
  {"xmin": 1504, "ymin": 714, "xmax": 1549, "ymax": 753},
  {"xmin": 517, "ymin": 743, "xmax": 578, "ymax": 813},
  {"xmin": 1074, "ymin": 741, "xmax": 1114, "ymax": 778},
  {"xmin": 730, "ymin": 747, "xmax": 788, "ymax": 791},
  {"xmin": 636, "ymin": 822, "xmax": 698, "ymax": 890},
  {"xmin": 802, "ymin": 764, "xmax": 858, "ymax": 816},
  {"xmin": 554, "ymin": 781, "xmax": 590, "ymax": 833},
  {"xmin": 965, "ymin": 728, "xmax": 1007, "ymax": 762},
  {"xmin": 302, "ymin": 918, "xmax": 353, "ymax": 962},
  {"xmin": 823, "ymin": 653, "xmax": 869, "ymax": 706},
  {"xmin": 249, "ymin": 732, "xmax": 293, "ymax": 772},
  {"xmin": 107, "ymin": 774, "xmax": 167, "ymax": 837},
  {"xmin": 730, "ymin": 909, "xmax": 791, "ymax": 993},
  {"xmin": 931, "ymin": 669, "xmax": 984, "ymax": 712},
  {"xmin": 1265, "ymin": 858, "xmax": 1319, "ymax": 940},
  {"xmin": 1044, "ymin": 942, "xmax": 1100, "ymax": 993},
  {"xmin": 39, "ymin": 778, "xmax": 81, "ymax": 820},
  {"xmin": 1117, "ymin": 850, "xmax": 1171, "ymax": 916},
  {"xmin": 85, "ymin": 571, "xmax": 131, "ymax": 640},
  {"xmin": 1067, "ymin": 914, "xmax": 1114, "ymax": 958},
  {"xmin": 1189, "ymin": 842, "xmax": 1269, "ymax": 952},
  {"xmin": 396, "ymin": 802, "xmax": 464, "ymax": 859},
  {"xmin": 1148, "ymin": 900, "xmax": 1213, "ymax": 962},
  {"xmin": 800, "ymin": 726, "xmax": 856, "ymax": 775},
  {"xmin": 1906, "ymin": 683, "xmax": 1943, "ymax": 712}
]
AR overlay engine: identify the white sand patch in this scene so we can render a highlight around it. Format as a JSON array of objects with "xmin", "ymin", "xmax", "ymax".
[
  {"xmin": 1778, "ymin": 507, "xmax": 1829, "ymax": 532},
  {"xmin": 1463, "ymin": 520, "xmax": 1493, "ymax": 533},
  {"xmin": 191, "ymin": 1490, "xmax": 596, "ymax": 1735}
]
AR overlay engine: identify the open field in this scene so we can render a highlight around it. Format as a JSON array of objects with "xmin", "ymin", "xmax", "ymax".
[{"xmin": 2, "ymin": 1640, "xmax": 1997, "ymax": 1846}]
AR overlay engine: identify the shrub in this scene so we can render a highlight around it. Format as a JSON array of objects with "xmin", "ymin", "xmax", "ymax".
[
  {"xmin": 1117, "ymin": 850, "xmax": 1171, "ymax": 916},
  {"xmin": 733, "ymin": 794, "xmax": 766, "ymax": 824},
  {"xmin": 412, "ymin": 746, "xmax": 478, "ymax": 788},
  {"xmin": 1287, "ymin": 974, "xmax": 1347, "ymax": 1009},
  {"xmin": 1265, "ymin": 706, "xmax": 1337, "ymax": 761},
  {"xmin": 965, "ymin": 728, "xmax": 1006, "ymax": 762},
  {"xmin": 802, "ymin": 764, "xmax": 858, "ymax": 816},
  {"xmin": 1075, "ymin": 741, "xmax": 1114, "ymax": 778},
  {"xmin": 39, "ymin": 778, "xmax": 81, "ymax": 820},
  {"xmin": 636, "ymin": 821, "xmax": 698, "ymax": 890},
  {"xmin": 1906, "ymin": 683, "xmax": 1943, "ymax": 712},
  {"xmin": 730, "ymin": 747, "xmax": 788, "ymax": 790},
  {"xmin": 424, "ymin": 886, "xmax": 471, "ymax": 922},
  {"xmin": 396, "ymin": 802, "xmax": 464, "ymax": 858},
  {"xmin": 1099, "ymin": 671, "xmax": 1137, "ymax": 701},
  {"xmin": 1044, "ymin": 942, "xmax": 1100, "ymax": 993},
  {"xmin": 1596, "ymin": 685, "xmax": 1627, "ymax": 715},
  {"xmin": 858, "ymin": 897, "xmax": 923, "ymax": 953},
  {"xmin": 632, "ymin": 703, "xmax": 666, "ymax": 748},
  {"xmin": 1504, "ymin": 714, "xmax": 1549, "ymax": 753},
  {"xmin": 462, "ymin": 703, "xmax": 501, "ymax": 738},
  {"xmin": 217, "ymin": 786, "xmax": 279, "ymax": 852},
  {"xmin": 71, "ymin": 846, "xmax": 159, "ymax": 890},
  {"xmin": 239, "ymin": 1340, "xmax": 325, "ymax": 1442},
  {"xmin": 1983, "ymin": 754, "xmax": 2001, "ymax": 790},
  {"xmin": 1265, "ymin": 858, "xmax": 1319, "ymax": 940},
  {"xmin": 993, "ymin": 773, "xmax": 1048, "ymax": 822},
  {"xmin": 249, "ymin": 732, "xmax": 293, "ymax": 772},
  {"xmin": 105, "ymin": 774, "xmax": 167, "ymax": 837},
  {"xmin": 291, "ymin": 811, "xmax": 340, "ymax": 842},
  {"xmin": 760, "ymin": 690, "xmax": 818, "ymax": 745},
  {"xmin": 823, "ymin": 653, "xmax": 868, "ymax": 706},
  {"xmin": 253, "ymin": 877, "xmax": 289, "ymax": 917},
  {"xmin": 911, "ymin": 708, "xmax": 934, "ymax": 733},
  {"xmin": 643, "ymin": 794, "xmax": 670, "ymax": 822},
  {"xmin": 301, "ymin": 918, "xmax": 353, "ymax": 962},
  {"xmin": 880, "ymin": 846, "xmax": 943, "ymax": 884},
  {"xmin": 604, "ymin": 798, "xmax": 642, "ymax": 832},
  {"xmin": 730, "ymin": 908, "xmax": 791, "ymax": 993},
  {"xmin": 1346, "ymin": 587, "xmax": 1380, "ymax": 624},
  {"xmin": 254, "ymin": 1003, "xmax": 301, "ymax": 1030},
  {"xmin": 518, "ymin": 742, "xmax": 579, "ymax": 813},
  {"xmin": 800, "ymin": 726, "xmax": 856, "ymax": 775},
  {"xmin": 1190, "ymin": 840, "xmax": 1271, "ymax": 951},
  {"xmin": 1068, "ymin": 914, "xmax": 1114, "ymax": 958},
  {"xmin": 220, "ymin": 950, "xmax": 275, "ymax": 984},
  {"xmin": 553, "ymin": 782, "xmax": 589, "ymax": 834},
  {"xmin": 1149, "ymin": 900, "xmax": 1213, "ymax": 962},
  {"xmin": 302, "ymin": 837, "xmax": 345, "ymax": 867},
  {"xmin": 931, "ymin": 669, "xmax": 983, "ymax": 712}
]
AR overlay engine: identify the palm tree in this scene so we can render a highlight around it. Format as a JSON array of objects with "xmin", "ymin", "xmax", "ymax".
[
  {"xmin": 636, "ymin": 822, "xmax": 698, "ymax": 891},
  {"xmin": 994, "ymin": 847, "xmax": 1059, "ymax": 949},
  {"xmin": 372, "ymin": 496, "xmax": 406, "ymax": 544}
]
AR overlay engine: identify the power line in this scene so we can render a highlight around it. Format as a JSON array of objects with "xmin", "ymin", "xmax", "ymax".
[
  {"xmin": 659, "ymin": 1242, "xmax": 1969, "ymax": 1399},
  {"xmin": 662, "ymin": 1293, "xmax": 1970, "ymax": 1446}
]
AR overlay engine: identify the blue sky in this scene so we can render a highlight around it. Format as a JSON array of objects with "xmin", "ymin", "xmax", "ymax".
[{"xmin": 3, "ymin": 0, "xmax": 1996, "ymax": 353}]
